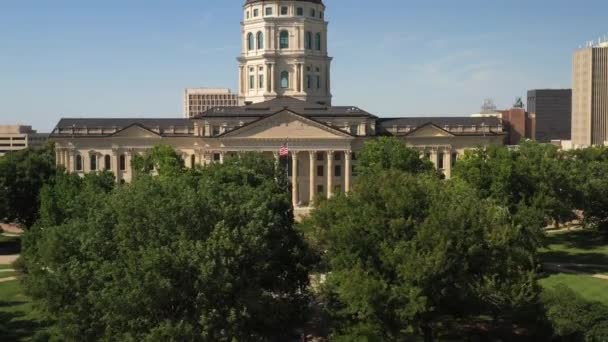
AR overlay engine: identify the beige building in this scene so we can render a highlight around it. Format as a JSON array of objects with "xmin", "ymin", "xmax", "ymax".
[
  {"xmin": 239, "ymin": 0, "xmax": 332, "ymax": 105},
  {"xmin": 572, "ymin": 41, "xmax": 608, "ymax": 147},
  {"xmin": 184, "ymin": 88, "xmax": 240, "ymax": 118},
  {"xmin": 49, "ymin": 0, "xmax": 507, "ymax": 216},
  {"xmin": 0, "ymin": 125, "xmax": 48, "ymax": 157}
]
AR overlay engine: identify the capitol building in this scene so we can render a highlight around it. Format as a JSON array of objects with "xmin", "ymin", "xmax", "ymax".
[{"xmin": 50, "ymin": 0, "xmax": 506, "ymax": 213}]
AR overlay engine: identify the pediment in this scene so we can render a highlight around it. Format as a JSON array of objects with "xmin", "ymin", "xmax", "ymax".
[
  {"xmin": 221, "ymin": 111, "xmax": 352, "ymax": 139},
  {"xmin": 111, "ymin": 124, "xmax": 161, "ymax": 139},
  {"xmin": 406, "ymin": 124, "xmax": 454, "ymax": 138}
]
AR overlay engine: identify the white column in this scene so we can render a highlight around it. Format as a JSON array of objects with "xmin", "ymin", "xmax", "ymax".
[
  {"xmin": 220, "ymin": 152, "xmax": 225, "ymax": 164},
  {"xmin": 345, "ymin": 151, "xmax": 351, "ymax": 193},
  {"xmin": 431, "ymin": 150, "xmax": 439, "ymax": 170},
  {"xmin": 68, "ymin": 150, "xmax": 75, "ymax": 172},
  {"xmin": 291, "ymin": 151, "xmax": 298, "ymax": 207},
  {"xmin": 444, "ymin": 151, "xmax": 452, "ymax": 179},
  {"xmin": 239, "ymin": 66, "xmax": 244, "ymax": 96},
  {"xmin": 309, "ymin": 151, "xmax": 316, "ymax": 205},
  {"xmin": 327, "ymin": 151, "xmax": 334, "ymax": 199},
  {"xmin": 270, "ymin": 64, "xmax": 276, "ymax": 94}
]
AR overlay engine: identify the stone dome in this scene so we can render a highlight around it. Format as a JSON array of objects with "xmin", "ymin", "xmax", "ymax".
[{"xmin": 245, "ymin": 0, "xmax": 324, "ymax": 5}]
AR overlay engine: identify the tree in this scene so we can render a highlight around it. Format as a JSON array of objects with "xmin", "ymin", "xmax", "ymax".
[
  {"xmin": 131, "ymin": 145, "xmax": 185, "ymax": 179},
  {"xmin": 22, "ymin": 152, "xmax": 312, "ymax": 341},
  {"xmin": 302, "ymin": 172, "xmax": 540, "ymax": 341},
  {"xmin": 453, "ymin": 141, "xmax": 577, "ymax": 228},
  {"xmin": 542, "ymin": 284, "xmax": 608, "ymax": 341},
  {"xmin": 0, "ymin": 145, "xmax": 56, "ymax": 227},
  {"xmin": 356, "ymin": 137, "xmax": 434, "ymax": 177}
]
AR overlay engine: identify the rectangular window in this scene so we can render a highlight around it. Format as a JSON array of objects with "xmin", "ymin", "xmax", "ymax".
[
  {"xmin": 90, "ymin": 155, "xmax": 97, "ymax": 171},
  {"xmin": 281, "ymin": 6, "xmax": 288, "ymax": 15},
  {"xmin": 334, "ymin": 165, "xmax": 342, "ymax": 177},
  {"xmin": 352, "ymin": 152, "xmax": 357, "ymax": 160},
  {"xmin": 265, "ymin": 7, "xmax": 272, "ymax": 16},
  {"xmin": 334, "ymin": 152, "xmax": 341, "ymax": 161},
  {"xmin": 317, "ymin": 165, "xmax": 324, "ymax": 177},
  {"xmin": 438, "ymin": 153, "xmax": 445, "ymax": 170},
  {"xmin": 213, "ymin": 153, "xmax": 221, "ymax": 162},
  {"xmin": 296, "ymin": 7, "xmax": 303, "ymax": 16},
  {"xmin": 253, "ymin": 9, "xmax": 259, "ymax": 17},
  {"xmin": 452, "ymin": 152, "xmax": 458, "ymax": 167},
  {"xmin": 259, "ymin": 74, "xmax": 264, "ymax": 88},
  {"xmin": 310, "ymin": 9, "xmax": 316, "ymax": 17},
  {"xmin": 350, "ymin": 124, "xmax": 358, "ymax": 135},
  {"xmin": 316, "ymin": 75, "xmax": 321, "ymax": 89},
  {"xmin": 249, "ymin": 75, "xmax": 255, "ymax": 90},
  {"xmin": 316, "ymin": 152, "xmax": 324, "ymax": 161},
  {"xmin": 246, "ymin": 11, "xmax": 250, "ymax": 19},
  {"xmin": 212, "ymin": 126, "xmax": 220, "ymax": 136},
  {"xmin": 306, "ymin": 75, "xmax": 311, "ymax": 89},
  {"xmin": 320, "ymin": 11, "xmax": 324, "ymax": 19},
  {"xmin": 317, "ymin": 185, "xmax": 324, "ymax": 194},
  {"xmin": 119, "ymin": 155, "xmax": 126, "ymax": 171}
]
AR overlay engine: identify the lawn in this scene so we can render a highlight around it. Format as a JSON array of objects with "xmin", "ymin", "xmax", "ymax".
[
  {"xmin": 539, "ymin": 229, "xmax": 608, "ymax": 305},
  {"xmin": 540, "ymin": 274, "xmax": 608, "ymax": 305},
  {"xmin": 0, "ymin": 279, "xmax": 48, "ymax": 341},
  {"xmin": 540, "ymin": 229, "xmax": 608, "ymax": 272}
]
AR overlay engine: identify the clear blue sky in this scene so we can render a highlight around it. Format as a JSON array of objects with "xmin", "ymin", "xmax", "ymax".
[{"xmin": 1, "ymin": 0, "xmax": 607, "ymax": 131}]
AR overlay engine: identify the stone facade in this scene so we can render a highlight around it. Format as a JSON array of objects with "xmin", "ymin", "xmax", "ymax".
[{"xmin": 49, "ymin": 0, "xmax": 507, "ymax": 215}]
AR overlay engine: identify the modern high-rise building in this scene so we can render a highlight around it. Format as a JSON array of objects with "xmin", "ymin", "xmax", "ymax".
[
  {"xmin": 527, "ymin": 89, "xmax": 572, "ymax": 142},
  {"xmin": 0, "ymin": 125, "xmax": 49, "ymax": 157},
  {"xmin": 238, "ymin": 0, "xmax": 332, "ymax": 105},
  {"xmin": 184, "ymin": 88, "xmax": 240, "ymax": 118},
  {"xmin": 572, "ymin": 41, "xmax": 608, "ymax": 147}
]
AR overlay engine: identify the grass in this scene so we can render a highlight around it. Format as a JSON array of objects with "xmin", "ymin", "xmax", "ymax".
[
  {"xmin": 540, "ymin": 274, "xmax": 608, "ymax": 305},
  {"xmin": 0, "ymin": 279, "xmax": 49, "ymax": 341},
  {"xmin": 539, "ymin": 229, "xmax": 608, "ymax": 305},
  {"xmin": 540, "ymin": 229, "xmax": 608, "ymax": 272}
]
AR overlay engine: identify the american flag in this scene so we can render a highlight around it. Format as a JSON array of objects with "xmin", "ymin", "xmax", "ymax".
[{"xmin": 279, "ymin": 144, "xmax": 289, "ymax": 157}]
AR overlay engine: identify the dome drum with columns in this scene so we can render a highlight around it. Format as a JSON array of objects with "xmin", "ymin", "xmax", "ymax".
[{"xmin": 239, "ymin": 0, "xmax": 332, "ymax": 105}]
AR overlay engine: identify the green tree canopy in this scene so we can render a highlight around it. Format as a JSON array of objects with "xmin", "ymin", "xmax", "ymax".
[
  {"xmin": 453, "ymin": 141, "xmax": 576, "ymax": 228},
  {"xmin": 131, "ymin": 145, "xmax": 185, "ymax": 179},
  {"xmin": 0, "ymin": 145, "xmax": 56, "ymax": 227},
  {"xmin": 302, "ymin": 172, "xmax": 540, "ymax": 341},
  {"xmin": 356, "ymin": 137, "xmax": 434, "ymax": 177},
  {"xmin": 23, "ymin": 152, "xmax": 312, "ymax": 341}
]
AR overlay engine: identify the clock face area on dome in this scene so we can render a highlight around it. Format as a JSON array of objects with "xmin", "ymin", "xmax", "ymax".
[{"xmin": 239, "ymin": 0, "xmax": 332, "ymax": 106}]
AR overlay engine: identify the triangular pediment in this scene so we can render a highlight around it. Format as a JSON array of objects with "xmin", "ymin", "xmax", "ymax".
[
  {"xmin": 221, "ymin": 110, "xmax": 353, "ymax": 139},
  {"xmin": 111, "ymin": 124, "xmax": 162, "ymax": 139},
  {"xmin": 406, "ymin": 123, "xmax": 455, "ymax": 138}
]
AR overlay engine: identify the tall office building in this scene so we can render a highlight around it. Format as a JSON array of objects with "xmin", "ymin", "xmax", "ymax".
[
  {"xmin": 238, "ymin": 0, "xmax": 332, "ymax": 105},
  {"xmin": 0, "ymin": 125, "xmax": 48, "ymax": 157},
  {"xmin": 527, "ymin": 89, "xmax": 572, "ymax": 142},
  {"xmin": 572, "ymin": 41, "xmax": 608, "ymax": 147},
  {"xmin": 184, "ymin": 88, "xmax": 240, "ymax": 118}
]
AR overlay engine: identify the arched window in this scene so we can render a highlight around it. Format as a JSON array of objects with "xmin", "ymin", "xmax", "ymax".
[
  {"xmin": 90, "ymin": 155, "xmax": 97, "ymax": 171},
  {"xmin": 247, "ymin": 32, "xmax": 254, "ymax": 51},
  {"xmin": 315, "ymin": 33, "xmax": 321, "ymax": 51},
  {"xmin": 119, "ymin": 154, "xmax": 126, "ymax": 171},
  {"xmin": 104, "ymin": 155, "xmax": 111, "ymax": 170},
  {"xmin": 256, "ymin": 31, "xmax": 264, "ymax": 50},
  {"xmin": 305, "ymin": 31, "xmax": 312, "ymax": 49},
  {"xmin": 279, "ymin": 30, "xmax": 289, "ymax": 49},
  {"xmin": 280, "ymin": 71, "xmax": 289, "ymax": 88},
  {"xmin": 76, "ymin": 155, "xmax": 83, "ymax": 171}
]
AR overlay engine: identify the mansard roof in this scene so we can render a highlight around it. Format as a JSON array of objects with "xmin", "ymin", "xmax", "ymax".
[
  {"xmin": 195, "ymin": 96, "xmax": 377, "ymax": 119},
  {"xmin": 51, "ymin": 118, "xmax": 194, "ymax": 138},
  {"xmin": 378, "ymin": 117, "xmax": 505, "ymax": 137}
]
